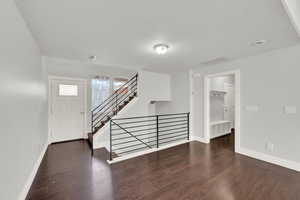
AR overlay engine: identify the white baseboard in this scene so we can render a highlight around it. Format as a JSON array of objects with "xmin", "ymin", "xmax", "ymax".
[
  {"xmin": 237, "ymin": 147, "xmax": 300, "ymax": 172},
  {"xmin": 210, "ymin": 132, "xmax": 231, "ymax": 139},
  {"xmin": 191, "ymin": 136, "xmax": 210, "ymax": 144},
  {"xmin": 107, "ymin": 140, "xmax": 190, "ymax": 164},
  {"xmin": 18, "ymin": 142, "xmax": 49, "ymax": 200},
  {"xmin": 93, "ymin": 141, "xmax": 110, "ymax": 152}
]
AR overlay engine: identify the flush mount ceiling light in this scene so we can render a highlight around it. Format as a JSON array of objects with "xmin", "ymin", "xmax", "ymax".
[
  {"xmin": 252, "ymin": 40, "xmax": 267, "ymax": 46},
  {"xmin": 153, "ymin": 44, "xmax": 169, "ymax": 55},
  {"xmin": 89, "ymin": 55, "xmax": 97, "ymax": 61}
]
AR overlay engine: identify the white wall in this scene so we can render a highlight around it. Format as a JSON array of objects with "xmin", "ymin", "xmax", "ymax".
[
  {"xmin": 210, "ymin": 92, "xmax": 225, "ymax": 122},
  {"xmin": 192, "ymin": 43, "xmax": 300, "ymax": 165},
  {"xmin": 122, "ymin": 70, "xmax": 171, "ymax": 117},
  {"xmin": 45, "ymin": 56, "xmax": 136, "ymax": 79},
  {"xmin": 0, "ymin": 1, "xmax": 47, "ymax": 199},
  {"xmin": 155, "ymin": 72, "xmax": 190, "ymax": 114}
]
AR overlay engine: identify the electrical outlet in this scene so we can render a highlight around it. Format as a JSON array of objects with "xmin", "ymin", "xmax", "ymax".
[{"xmin": 266, "ymin": 142, "xmax": 274, "ymax": 152}]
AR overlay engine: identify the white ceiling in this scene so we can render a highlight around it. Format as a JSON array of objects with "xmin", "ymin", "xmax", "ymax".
[
  {"xmin": 282, "ymin": 0, "xmax": 300, "ymax": 36},
  {"xmin": 16, "ymin": 0, "xmax": 300, "ymax": 72}
]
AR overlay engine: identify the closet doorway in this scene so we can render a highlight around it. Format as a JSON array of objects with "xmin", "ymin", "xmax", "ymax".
[{"xmin": 204, "ymin": 70, "xmax": 240, "ymax": 152}]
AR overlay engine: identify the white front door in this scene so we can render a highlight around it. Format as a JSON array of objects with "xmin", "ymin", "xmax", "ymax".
[{"xmin": 50, "ymin": 78, "xmax": 86, "ymax": 143}]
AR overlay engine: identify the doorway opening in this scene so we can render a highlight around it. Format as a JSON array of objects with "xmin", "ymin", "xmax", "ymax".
[{"xmin": 204, "ymin": 70, "xmax": 240, "ymax": 152}]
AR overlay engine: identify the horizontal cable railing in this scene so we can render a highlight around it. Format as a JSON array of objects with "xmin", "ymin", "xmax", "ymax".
[
  {"xmin": 109, "ymin": 113, "xmax": 190, "ymax": 160},
  {"xmin": 91, "ymin": 74, "xmax": 138, "ymax": 134}
]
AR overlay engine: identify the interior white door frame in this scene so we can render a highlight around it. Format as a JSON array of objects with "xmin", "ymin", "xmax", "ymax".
[
  {"xmin": 189, "ymin": 70, "xmax": 202, "ymax": 142},
  {"xmin": 189, "ymin": 70, "xmax": 195, "ymax": 140},
  {"xmin": 48, "ymin": 76, "xmax": 88, "ymax": 144},
  {"xmin": 204, "ymin": 70, "xmax": 241, "ymax": 152}
]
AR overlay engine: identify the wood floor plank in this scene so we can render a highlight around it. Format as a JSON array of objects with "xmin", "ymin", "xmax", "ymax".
[{"xmin": 26, "ymin": 135, "xmax": 300, "ymax": 200}]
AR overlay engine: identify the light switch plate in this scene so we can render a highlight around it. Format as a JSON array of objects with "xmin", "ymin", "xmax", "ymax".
[
  {"xmin": 245, "ymin": 105, "xmax": 259, "ymax": 112},
  {"xmin": 284, "ymin": 106, "xmax": 297, "ymax": 114}
]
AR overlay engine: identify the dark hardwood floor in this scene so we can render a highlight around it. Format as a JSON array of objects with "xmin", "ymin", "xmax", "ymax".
[{"xmin": 26, "ymin": 134, "xmax": 300, "ymax": 200}]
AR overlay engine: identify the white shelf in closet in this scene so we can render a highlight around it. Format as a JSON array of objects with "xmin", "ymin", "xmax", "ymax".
[
  {"xmin": 210, "ymin": 90, "xmax": 227, "ymax": 96},
  {"xmin": 210, "ymin": 120, "xmax": 231, "ymax": 126},
  {"xmin": 210, "ymin": 89, "xmax": 227, "ymax": 93}
]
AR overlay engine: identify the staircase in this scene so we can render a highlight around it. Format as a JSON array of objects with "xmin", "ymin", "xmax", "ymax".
[{"xmin": 88, "ymin": 73, "xmax": 138, "ymax": 152}]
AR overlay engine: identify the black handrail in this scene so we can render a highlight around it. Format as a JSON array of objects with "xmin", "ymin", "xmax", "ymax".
[
  {"xmin": 92, "ymin": 74, "xmax": 138, "ymax": 112},
  {"xmin": 91, "ymin": 73, "xmax": 138, "ymax": 134},
  {"xmin": 92, "ymin": 80, "xmax": 137, "ymax": 118},
  {"xmin": 92, "ymin": 82, "xmax": 137, "ymax": 123},
  {"xmin": 93, "ymin": 80, "xmax": 137, "ymax": 118},
  {"xmin": 93, "ymin": 86, "xmax": 137, "ymax": 126},
  {"xmin": 112, "ymin": 112, "xmax": 188, "ymax": 121},
  {"xmin": 93, "ymin": 88, "xmax": 137, "ymax": 129},
  {"xmin": 109, "ymin": 112, "xmax": 190, "ymax": 160},
  {"xmin": 92, "ymin": 82, "xmax": 137, "ymax": 121}
]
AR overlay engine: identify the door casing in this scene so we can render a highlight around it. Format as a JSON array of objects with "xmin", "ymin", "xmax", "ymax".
[{"xmin": 203, "ymin": 70, "xmax": 240, "ymax": 151}]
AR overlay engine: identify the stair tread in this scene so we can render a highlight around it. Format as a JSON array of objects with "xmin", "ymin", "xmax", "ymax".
[
  {"xmin": 92, "ymin": 90, "xmax": 137, "ymax": 134},
  {"xmin": 112, "ymin": 151, "xmax": 119, "ymax": 159}
]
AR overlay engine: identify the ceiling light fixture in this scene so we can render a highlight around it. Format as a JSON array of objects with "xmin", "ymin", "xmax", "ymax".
[
  {"xmin": 153, "ymin": 44, "xmax": 169, "ymax": 55},
  {"xmin": 89, "ymin": 55, "xmax": 97, "ymax": 61},
  {"xmin": 252, "ymin": 40, "xmax": 267, "ymax": 46}
]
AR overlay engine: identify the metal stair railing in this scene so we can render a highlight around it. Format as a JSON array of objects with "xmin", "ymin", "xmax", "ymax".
[
  {"xmin": 109, "ymin": 113, "xmax": 190, "ymax": 161},
  {"xmin": 91, "ymin": 73, "xmax": 138, "ymax": 134}
]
